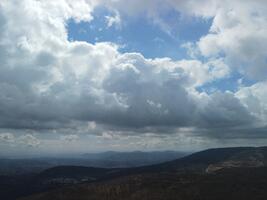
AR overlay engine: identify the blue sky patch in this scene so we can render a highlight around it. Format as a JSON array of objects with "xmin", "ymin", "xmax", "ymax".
[{"xmin": 67, "ymin": 8, "xmax": 212, "ymax": 61}]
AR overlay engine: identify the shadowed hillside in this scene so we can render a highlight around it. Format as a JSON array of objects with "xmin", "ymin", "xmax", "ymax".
[{"xmin": 21, "ymin": 167, "xmax": 267, "ymax": 200}]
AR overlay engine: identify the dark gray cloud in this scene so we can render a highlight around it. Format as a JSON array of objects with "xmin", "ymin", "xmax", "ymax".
[{"xmin": 196, "ymin": 92, "xmax": 256, "ymax": 129}]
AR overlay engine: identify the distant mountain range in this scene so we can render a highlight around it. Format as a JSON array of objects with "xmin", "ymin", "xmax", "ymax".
[
  {"xmin": 3, "ymin": 147, "xmax": 267, "ymax": 200},
  {"xmin": 0, "ymin": 151, "xmax": 187, "ymax": 200},
  {"xmin": 0, "ymin": 151, "xmax": 187, "ymax": 176}
]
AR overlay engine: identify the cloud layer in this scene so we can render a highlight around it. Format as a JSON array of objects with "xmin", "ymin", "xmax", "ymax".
[{"xmin": 0, "ymin": 0, "xmax": 266, "ymax": 154}]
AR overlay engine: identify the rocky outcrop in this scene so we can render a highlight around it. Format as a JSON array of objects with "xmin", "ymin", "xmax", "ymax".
[{"xmin": 206, "ymin": 150, "xmax": 266, "ymax": 173}]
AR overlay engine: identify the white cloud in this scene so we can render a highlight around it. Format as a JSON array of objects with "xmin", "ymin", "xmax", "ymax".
[
  {"xmin": 236, "ymin": 81, "xmax": 267, "ymax": 124},
  {"xmin": 195, "ymin": 0, "xmax": 267, "ymax": 80},
  {"xmin": 105, "ymin": 11, "xmax": 121, "ymax": 29},
  {"xmin": 177, "ymin": 58, "xmax": 230, "ymax": 87}
]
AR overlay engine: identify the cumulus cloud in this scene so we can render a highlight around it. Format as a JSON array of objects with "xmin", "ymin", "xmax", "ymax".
[
  {"xmin": 0, "ymin": 0, "xmax": 266, "ymax": 154},
  {"xmin": 196, "ymin": 0, "xmax": 267, "ymax": 80}
]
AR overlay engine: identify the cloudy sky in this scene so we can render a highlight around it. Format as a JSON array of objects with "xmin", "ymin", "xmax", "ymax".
[{"xmin": 0, "ymin": 0, "xmax": 267, "ymax": 157}]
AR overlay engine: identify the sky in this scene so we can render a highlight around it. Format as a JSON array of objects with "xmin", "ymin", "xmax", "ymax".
[{"xmin": 0, "ymin": 0, "xmax": 267, "ymax": 157}]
